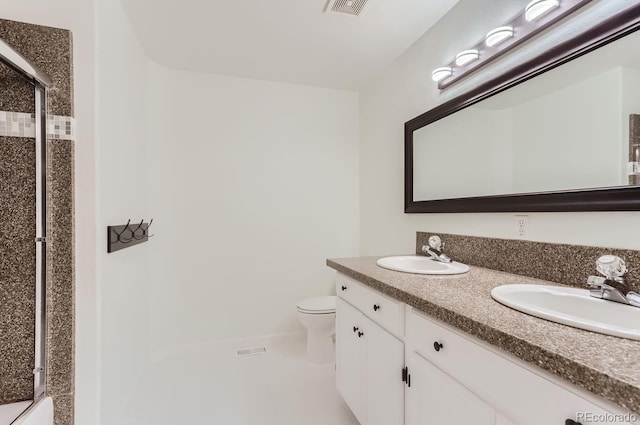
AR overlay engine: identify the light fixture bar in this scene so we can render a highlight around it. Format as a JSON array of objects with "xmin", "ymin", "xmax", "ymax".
[{"xmin": 436, "ymin": 0, "xmax": 591, "ymax": 90}]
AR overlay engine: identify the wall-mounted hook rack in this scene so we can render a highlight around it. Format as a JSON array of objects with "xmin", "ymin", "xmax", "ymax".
[{"xmin": 107, "ymin": 219, "xmax": 154, "ymax": 253}]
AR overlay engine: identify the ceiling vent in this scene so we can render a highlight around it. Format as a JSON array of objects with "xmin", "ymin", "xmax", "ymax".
[{"xmin": 324, "ymin": 0, "xmax": 371, "ymax": 17}]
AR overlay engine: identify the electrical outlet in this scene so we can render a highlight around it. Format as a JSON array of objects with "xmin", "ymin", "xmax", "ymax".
[{"xmin": 515, "ymin": 215, "xmax": 529, "ymax": 237}]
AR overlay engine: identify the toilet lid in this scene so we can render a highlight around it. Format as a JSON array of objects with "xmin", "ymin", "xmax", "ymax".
[{"xmin": 297, "ymin": 296, "xmax": 336, "ymax": 314}]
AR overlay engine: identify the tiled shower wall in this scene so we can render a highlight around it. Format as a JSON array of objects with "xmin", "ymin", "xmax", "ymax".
[
  {"xmin": 0, "ymin": 49, "xmax": 37, "ymax": 407},
  {"xmin": 0, "ymin": 19, "xmax": 75, "ymax": 425}
]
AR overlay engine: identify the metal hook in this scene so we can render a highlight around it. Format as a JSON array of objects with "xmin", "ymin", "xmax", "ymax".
[
  {"xmin": 145, "ymin": 218, "xmax": 155, "ymax": 238},
  {"xmin": 131, "ymin": 219, "xmax": 146, "ymax": 240},
  {"xmin": 114, "ymin": 219, "xmax": 133, "ymax": 243}
]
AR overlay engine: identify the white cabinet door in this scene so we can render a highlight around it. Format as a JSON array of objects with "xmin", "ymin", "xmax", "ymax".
[
  {"xmin": 405, "ymin": 350, "xmax": 495, "ymax": 425},
  {"xmin": 337, "ymin": 297, "xmax": 405, "ymax": 425},
  {"xmin": 363, "ymin": 314, "xmax": 404, "ymax": 425},
  {"xmin": 336, "ymin": 298, "xmax": 366, "ymax": 424}
]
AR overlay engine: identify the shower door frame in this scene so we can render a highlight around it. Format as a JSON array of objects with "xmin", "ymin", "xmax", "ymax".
[
  {"xmin": 0, "ymin": 38, "xmax": 52, "ymax": 401},
  {"xmin": 33, "ymin": 83, "xmax": 48, "ymax": 399}
]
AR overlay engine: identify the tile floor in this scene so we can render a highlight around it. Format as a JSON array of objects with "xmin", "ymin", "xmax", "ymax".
[{"xmin": 120, "ymin": 333, "xmax": 358, "ymax": 425}]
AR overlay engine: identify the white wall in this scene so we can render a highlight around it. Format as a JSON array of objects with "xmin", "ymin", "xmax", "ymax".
[
  {"xmin": 95, "ymin": 1, "xmax": 150, "ymax": 424},
  {"xmin": 146, "ymin": 63, "xmax": 359, "ymax": 355},
  {"xmin": 360, "ymin": 0, "xmax": 640, "ymax": 256},
  {"xmin": 0, "ymin": 2, "xmax": 97, "ymax": 425}
]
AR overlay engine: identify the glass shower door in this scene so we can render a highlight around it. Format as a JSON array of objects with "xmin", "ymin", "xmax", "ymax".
[{"xmin": 0, "ymin": 38, "xmax": 49, "ymax": 425}]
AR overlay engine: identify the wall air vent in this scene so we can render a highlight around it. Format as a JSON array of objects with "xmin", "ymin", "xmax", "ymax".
[
  {"xmin": 235, "ymin": 346, "xmax": 267, "ymax": 357},
  {"xmin": 324, "ymin": 0, "xmax": 371, "ymax": 17}
]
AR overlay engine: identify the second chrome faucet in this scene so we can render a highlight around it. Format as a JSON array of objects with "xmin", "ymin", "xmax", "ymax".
[
  {"xmin": 587, "ymin": 255, "xmax": 640, "ymax": 308},
  {"xmin": 421, "ymin": 235, "xmax": 452, "ymax": 263}
]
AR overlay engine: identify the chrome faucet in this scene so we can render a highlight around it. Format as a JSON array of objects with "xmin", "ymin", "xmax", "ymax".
[
  {"xmin": 421, "ymin": 235, "xmax": 452, "ymax": 263},
  {"xmin": 587, "ymin": 255, "xmax": 640, "ymax": 308}
]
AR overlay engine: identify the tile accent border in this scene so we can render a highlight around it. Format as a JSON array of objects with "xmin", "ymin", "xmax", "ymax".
[
  {"xmin": 416, "ymin": 232, "xmax": 640, "ymax": 293},
  {"xmin": 0, "ymin": 111, "xmax": 75, "ymax": 140}
]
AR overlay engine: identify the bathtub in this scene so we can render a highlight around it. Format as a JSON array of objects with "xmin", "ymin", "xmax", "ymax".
[
  {"xmin": 0, "ymin": 401, "xmax": 30, "ymax": 425},
  {"xmin": 2, "ymin": 398, "xmax": 52, "ymax": 425}
]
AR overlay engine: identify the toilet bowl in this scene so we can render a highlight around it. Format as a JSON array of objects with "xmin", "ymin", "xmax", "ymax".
[{"xmin": 296, "ymin": 296, "xmax": 336, "ymax": 363}]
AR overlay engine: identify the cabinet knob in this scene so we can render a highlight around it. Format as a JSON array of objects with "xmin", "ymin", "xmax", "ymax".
[
  {"xmin": 433, "ymin": 341, "xmax": 443, "ymax": 352},
  {"xmin": 373, "ymin": 304, "xmax": 380, "ymax": 311},
  {"xmin": 353, "ymin": 326, "xmax": 358, "ymax": 333},
  {"xmin": 341, "ymin": 285, "xmax": 347, "ymax": 291},
  {"xmin": 358, "ymin": 331, "xmax": 364, "ymax": 338},
  {"xmin": 565, "ymin": 420, "xmax": 582, "ymax": 425}
]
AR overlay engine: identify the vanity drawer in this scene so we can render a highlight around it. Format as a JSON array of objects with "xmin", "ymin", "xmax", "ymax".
[
  {"xmin": 336, "ymin": 274, "xmax": 404, "ymax": 338},
  {"xmin": 336, "ymin": 273, "xmax": 366, "ymax": 303},
  {"xmin": 405, "ymin": 308, "xmax": 633, "ymax": 425},
  {"xmin": 406, "ymin": 308, "xmax": 463, "ymax": 373}
]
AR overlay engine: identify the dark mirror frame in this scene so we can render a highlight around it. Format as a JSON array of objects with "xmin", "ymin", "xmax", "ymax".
[{"xmin": 405, "ymin": 5, "xmax": 640, "ymax": 213}]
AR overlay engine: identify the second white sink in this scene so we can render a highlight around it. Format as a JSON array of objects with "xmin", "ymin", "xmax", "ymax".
[
  {"xmin": 376, "ymin": 255, "xmax": 469, "ymax": 275},
  {"xmin": 491, "ymin": 284, "xmax": 640, "ymax": 340}
]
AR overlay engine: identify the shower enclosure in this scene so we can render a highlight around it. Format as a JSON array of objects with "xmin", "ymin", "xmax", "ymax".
[{"xmin": 0, "ymin": 36, "xmax": 51, "ymax": 423}]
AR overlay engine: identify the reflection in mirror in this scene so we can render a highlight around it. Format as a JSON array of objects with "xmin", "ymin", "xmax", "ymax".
[{"xmin": 413, "ymin": 26, "xmax": 640, "ymax": 202}]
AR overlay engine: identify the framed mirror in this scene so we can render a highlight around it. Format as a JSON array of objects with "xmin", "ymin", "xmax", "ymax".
[{"xmin": 405, "ymin": 4, "xmax": 640, "ymax": 213}]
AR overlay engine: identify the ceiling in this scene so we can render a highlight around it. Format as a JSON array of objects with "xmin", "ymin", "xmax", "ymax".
[{"xmin": 121, "ymin": 0, "xmax": 459, "ymax": 90}]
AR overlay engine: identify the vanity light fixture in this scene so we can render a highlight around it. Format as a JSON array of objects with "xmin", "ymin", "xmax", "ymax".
[
  {"xmin": 525, "ymin": 0, "xmax": 560, "ymax": 21},
  {"xmin": 455, "ymin": 50, "xmax": 480, "ymax": 66},
  {"xmin": 432, "ymin": 0, "xmax": 591, "ymax": 90},
  {"xmin": 431, "ymin": 67, "xmax": 452, "ymax": 82},
  {"xmin": 485, "ymin": 26, "xmax": 515, "ymax": 47}
]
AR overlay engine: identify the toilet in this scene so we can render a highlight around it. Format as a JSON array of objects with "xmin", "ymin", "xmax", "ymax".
[{"xmin": 296, "ymin": 296, "xmax": 336, "ymax": 363}]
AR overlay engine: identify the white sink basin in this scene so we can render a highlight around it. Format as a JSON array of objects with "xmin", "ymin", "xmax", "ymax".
[
  {"xmin": 376, "ymin": 255, "xmax": 469, "ymax": 275},
  {"xmin": 491, "ymin": 284, "xmax": 640, "ymax": 340}
]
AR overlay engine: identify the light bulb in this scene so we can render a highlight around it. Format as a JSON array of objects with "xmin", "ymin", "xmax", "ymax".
[
  {"xmin": 455, "ymin": 50, "xmax": 479, "ymax": 67},
  {"xmin": 485, "ymin": 26, "xmax": 514, "ymax": 47},
  {"xmin": 525, "ymin": 0, "xmax": 560, "ymax": 22},
  {"xmin": 431, "ymin": 67, "xmax": 452, "ymax": 82}
]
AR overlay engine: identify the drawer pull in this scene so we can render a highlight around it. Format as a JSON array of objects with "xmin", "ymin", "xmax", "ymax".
[
  {"xmin": 565, "ymin": 420, "xmax": 582, "ymax": 425},
  {"xmin": 353, "ymin": 326, "xmax": 359, "ymax": 333},
  {"xmin": 373, "ymin": 304, "xmax": 380, "ymax": 311},
  {"xmin": 341, "ymin": 285, "xmax": 347, "ymax": 291},
  {"xmin": 358, "ymin": 331, "xmax": 364, "ymax": 338},
  {"xmin": 433, "ymin": 341, "xmax": 444, "ymax": 352}
]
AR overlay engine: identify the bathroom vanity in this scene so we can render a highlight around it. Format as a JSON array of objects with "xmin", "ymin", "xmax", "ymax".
[{"xmin": 329, "ymin": 258, "xmax": 640, "ymax": 425}]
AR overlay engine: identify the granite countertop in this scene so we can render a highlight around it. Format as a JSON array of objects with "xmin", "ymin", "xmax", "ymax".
[{"xmin": 327, "ymin": 256, "xmax": 640, "ymax": 415}]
